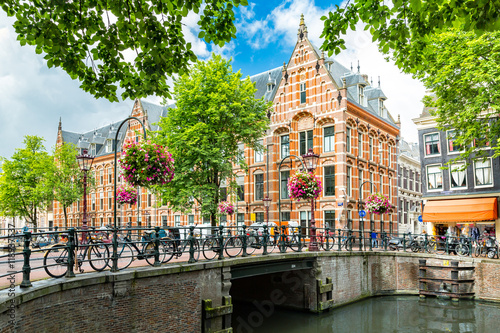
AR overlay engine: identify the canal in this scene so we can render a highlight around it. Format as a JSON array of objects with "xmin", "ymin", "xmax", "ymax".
[{"xmin": 233, "ymin": 296, "xmax": 500, "ymax": 332}]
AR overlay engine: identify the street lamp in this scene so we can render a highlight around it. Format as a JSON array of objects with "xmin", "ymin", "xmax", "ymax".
[
  {"xmin": 302, "ymin": 148, "xmax": 320, "ymax": 251},
  {"xmin": 76, "ymin": 149, "xmax": 95, "ymax": 236}
]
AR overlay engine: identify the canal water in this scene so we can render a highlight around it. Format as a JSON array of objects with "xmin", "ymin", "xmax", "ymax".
[{"xmin": 232, "ymin": 296, "xmax": 500, "ymax": 333}]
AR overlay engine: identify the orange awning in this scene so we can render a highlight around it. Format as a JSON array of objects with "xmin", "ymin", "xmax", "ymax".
[{"xmin": 423, "ymin": 197, "xmax": 498, "ymax": 223}]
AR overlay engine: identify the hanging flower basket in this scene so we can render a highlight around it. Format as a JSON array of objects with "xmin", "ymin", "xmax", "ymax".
[
  {"xmin": 287, "ymin": 170, "xmax": 322, "ymax": 201},
  {"xmin": 219, "ymin": 201, "xmax": 235, "ymax": 215},
  {"xmin": 116, "ymin": 184, "xmax": 138, "ymax": 205},
  {"xmin": 365, "ymin": 193, "xmax": 391, "ymax": 215},
  {"xmin": 119, "ymin": 140, "xmax": 175, "ymax": 187}
]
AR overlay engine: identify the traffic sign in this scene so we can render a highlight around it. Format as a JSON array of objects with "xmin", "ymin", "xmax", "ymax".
[
  {"xmin": 359, "ymin": 210, "xmax": 366, "ymax": 218},
  {"xmin": 418, "ymin": 215, "xmax": 423, "ymax": 223},
  {"xmin": 337, "ymin": 202, "xmax": 344, "ymax": 206}
]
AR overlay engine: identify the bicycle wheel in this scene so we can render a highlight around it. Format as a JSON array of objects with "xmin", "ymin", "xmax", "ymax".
[
  {"xmin": 88, "ymin": 244, "xmax": 110, "ymax": 271},
  {"xmin": 266, "ymin": 237, "xmax": 277, "ymax": 253},
  {"xmin": 456, "ymin": 244, "xmax": 468, "ymax": 257},
  {"xmin": 435, "ymin": 238, "xmax": 446, "ymax": 255},
  {"xmin": 144, "ymin": 241, "xmax": 166, "ymax": 266},
  {"xmin": 320, "ymin": 236, "xmax": 335, "ymax": 251},
  {"xmin": 224, "ymin": 236, "xmax": 243, "ymax": 258},
  {"xmin": 290, "ymin": 236, "xmax": 303, "ymax": 252},
  {"xmin": 44, "ymin": 245, "xmax": 69, "ymax": 278},
  {"xmin": 426, "ymin": 240, "xmax": 436, "ymax": 254},
  {"xmin": 203, "ymin": 238, "xmax": 220, "ymax": 260},
  {"xmin": 160, "ymin": 238, "xmax": 175, "ymax": 264},
  {"xmin": 474, "ymin": 245, "xmax": 481, "ymax": 258},
  {"xmin": 410, "ymin": 242, "xmax": 420, "ymax": 253},
  {"xmin": 113, "ymin": 243, "xmax": 134, "ymax": 270},
  {"xmin": 245, "ymin": 236, "xmax": 258, "ymax": 255}
]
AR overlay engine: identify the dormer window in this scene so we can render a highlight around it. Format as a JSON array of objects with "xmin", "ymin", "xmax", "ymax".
[
  {"xmin": 267, "ymin": 72, "xmax": 275, "ymax": 92},
  {"xmin": 90, "ymin": 144, "xmax": 96, "ymax": 156},
  {"xmin": 378, "ymin": 99, "xmax": 384, "ymax": 115},
  {"xmin": 300, "ymin": 82, "xmax": 306, "ymax": 104},
  {"xmin": 105, "ymin": 139, "xmax": 112, "ymax": 153},
  {"xmin": 358, "ymin": 85, "xmax": 366, "ymax": 106}
]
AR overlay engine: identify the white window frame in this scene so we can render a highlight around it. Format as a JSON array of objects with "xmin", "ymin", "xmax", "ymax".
[
  {"xmin": 424, "ymin": 132, "xmax": 441, "ymax": 157},
  {"xmin": 174, "ymin": 215, "xmax": 181, "ymax": 227},
  {"xmin": 358, "ymin": 85, "xmax": 366, "ymax": 106},
  {"xmin": 90, "ymin": 144, "xmax": 96, "ymax": 156},
  {"xmin": 426, "ymin": 164, "xmax": 443, "ymax": 192},
  {"xmin": 324, "ymin": 126, "xmax": 335, "ymax": 153},
  {"xmin": 106, "ymin": 139, "xmax": 112, "ymax": 153},
  {"xmin": 449, "ymin": 162, "xmax": 467, "ymax": 190},
  {"xmin": 254, "ymin": 139, "xmax": 264, "ymax": 163},
  {"xmin": 300, "ymin": 82, "xmax": 306, "ymax": 104},
  {"xmin": 474, "ymin": 158, "xmax": 494, "ymax": 188},
  {"xmin": 446, "ymin": 130, "xmax": 464, "ymax": 155},
  {"xmin": 280, "ymin": 134, "xmax": 290, "ymax": 159}
]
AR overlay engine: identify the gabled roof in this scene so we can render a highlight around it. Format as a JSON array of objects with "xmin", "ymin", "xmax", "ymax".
[
  {"xmin": 249, "ymin": 66, "xmax": 282, "ymax": 101},
  {"xmin": 140, "ymin": 100, "xmax": 172, "ymax": 131}
]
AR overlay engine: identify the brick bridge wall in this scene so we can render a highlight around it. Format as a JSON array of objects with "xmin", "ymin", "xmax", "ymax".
[{"xmin": 1, "ymin": 252, "xmax": 498, "ymax": 332}]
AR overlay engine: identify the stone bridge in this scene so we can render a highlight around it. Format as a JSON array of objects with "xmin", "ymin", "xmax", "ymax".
[{"xmin": 1, "ymin": 251, "xmax": 499, "ymax": 333}]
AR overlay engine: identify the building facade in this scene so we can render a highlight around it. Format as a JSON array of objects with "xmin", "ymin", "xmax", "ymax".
[
  {"xmin": 397, "ymin": 139, "xmax": 423, "ymax": 234},
  {"xmin": 413, "ymin": 108, "xmax": 500, "ymax": 239},
  {"xmin": 53, "ymin": 17, "xmax": 400, "ymax": 235}
]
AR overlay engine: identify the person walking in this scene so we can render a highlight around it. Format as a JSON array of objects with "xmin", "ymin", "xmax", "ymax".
[{"xmin": 371, "ymin": 231, "xmax": 378, "ymax": 248}]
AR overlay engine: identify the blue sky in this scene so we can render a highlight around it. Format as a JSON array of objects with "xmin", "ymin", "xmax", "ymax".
[{"xmin": 0, "ymin": 0, "xmax": 424, "ymax": 159}]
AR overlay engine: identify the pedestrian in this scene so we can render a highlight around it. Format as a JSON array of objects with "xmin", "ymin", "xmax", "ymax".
[{"xmin": 371, "ymin": 231, "xmax": 378, "ymax": 248}]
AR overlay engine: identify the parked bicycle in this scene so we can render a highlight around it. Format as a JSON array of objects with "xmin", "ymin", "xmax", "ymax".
[
  {"xmin": 108, "ymin": 228, "xmax": 165, "ymax": 270},
  {"xmin": 278, "ymin": 229, "xmax": 303, "ymax": 252},
  {"xmin": 317, "ymin": 229, "xmax": 335, "ymax": 251},
  {"xmin": 474, "ymin": 236, "xmax": 498, "ymax": 259},
  {"xmin": 162, "ymin": 229, "xmax": 200, "ymax": 263},
  {"xmin": 43, "ymin": 230, "xmax": 110, "ymax": 278}
]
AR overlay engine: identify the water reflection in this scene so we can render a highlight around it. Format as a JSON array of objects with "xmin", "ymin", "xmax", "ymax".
[{"xmin": 232, "ymin": 296, "xmax": 500, "ymax": 333}]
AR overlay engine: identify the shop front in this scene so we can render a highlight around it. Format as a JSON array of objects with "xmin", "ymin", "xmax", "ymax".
[{"xmin": 423, "ymin": 197, "xmax": 499, "ymax": 239}]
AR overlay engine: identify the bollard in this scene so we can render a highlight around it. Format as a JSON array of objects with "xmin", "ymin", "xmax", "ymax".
[
  {"xmin": 66, "ymin": 228, "xmax": 76, "ymax": 278},
  {"xmin": 111, "ymin": 227, "xmax": 119, "ymax": 272},
  {"xmin": 188, "ymin": 226, "xmax": 196, "ymax": 263},
  {"xmin": 242, "ymin": 225, "xmax": 248, "ymax": 257},
  {"xmin": 262, "ymin": 225, "xmax": 268, "ymax": 255},
  {"xmin": 297, "ymin": 226, "xmax": 302, "ymax": 252},
  {"xmin": 280, "ymin": 226, "xmax": 287, "ymax": 253},
  {"xmin": 154, "ymin": 227, "xmax": 161, "ymax": 267},
  {"xmin": 20, "ymin": 231, "xmax": 32, "ymax": 288},
  {"xmin": 218, "ymin": 225, "xmax": 224, "ymax": 260},
  {"xmin": 324, "ymin": 227, "xmax": 330, "ymax": 251}
]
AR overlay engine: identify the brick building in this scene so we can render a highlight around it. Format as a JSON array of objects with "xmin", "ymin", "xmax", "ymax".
[
  {"xmin": 53, "ymin": 17, "xmax": 400, "ymax": 234},
  {"xmin": 397, "ymin": 139, "xmax": 423, "ymax": 234}
]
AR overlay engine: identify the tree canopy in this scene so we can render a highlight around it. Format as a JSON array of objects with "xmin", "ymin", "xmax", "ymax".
[
  {"xmin": 0, "ymin": 136, "xmax": 54, "ymax": 231},
  {"xmin": 1, "ymin": 0, "xmax": 248, "ymax": 101},
  {"xmin": 418, "ymin": 30, "xmax": 500, "ymax": 161},
  {"xmin": 153, "ymin": 54, "xmax": 270, "ymax": 226},
  {"xmin": 320, "ymin": 0, "xmax": 500, "ymax": 74}
]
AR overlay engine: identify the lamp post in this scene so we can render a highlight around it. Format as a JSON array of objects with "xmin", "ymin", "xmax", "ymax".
[
  {"xmin": 302, "ymin": 148, "xmax": 320, "ymax": 251},
  {"xmin": 76, "ymin": 149, "xmax": 95, "ymax": 237}
]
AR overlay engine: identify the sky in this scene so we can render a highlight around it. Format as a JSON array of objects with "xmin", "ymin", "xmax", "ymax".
[{"xmin": 0, "ymin": 0, "xmax": 425, "ymax": 159}]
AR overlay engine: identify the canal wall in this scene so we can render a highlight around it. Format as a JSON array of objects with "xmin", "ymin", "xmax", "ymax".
[{"xmin": 1, "ymin": 252, "xmax": 499, "ymax": 332}]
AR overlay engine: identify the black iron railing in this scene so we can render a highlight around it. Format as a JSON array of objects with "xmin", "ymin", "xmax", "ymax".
[{"xmin": 0, "ymin": 226, "xmax": 497, "ymax": 288}]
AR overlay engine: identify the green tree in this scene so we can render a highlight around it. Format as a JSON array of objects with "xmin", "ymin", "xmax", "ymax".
[
  {"xmin": 320, "ymin": 0, "xmax": 500, "ymax": 74},
  {"xmin": 0, "ymin": 136, "xmax": 54, "ymax": 232},
  {"xmin": 51, "ymin": 143, "xmax": 95, "ymax": 229},
  {"xmin": 1, "ymin": 0, "xmax": 248, "ymax": 101},
  {"xmin": 153, "ymin": 54, "xmax": 270, "ymax": 226},
  {"xmin": 418, "ymin": 30, "xmax": 500, "ymax": 161}
]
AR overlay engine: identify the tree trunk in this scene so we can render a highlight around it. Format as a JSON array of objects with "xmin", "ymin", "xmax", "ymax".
[{"xmin": 63, "ymin": 205, "xmax": 68, "ymax": 229}]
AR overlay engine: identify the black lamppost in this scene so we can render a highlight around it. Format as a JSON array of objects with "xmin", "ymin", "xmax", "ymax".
[
  {"xmin": 76, "ymin": 149, "xmax": 95, "ymax": 236},
  {"xmin": 302, "ymin": 148, "xmax": 320, "ymax": 251}
]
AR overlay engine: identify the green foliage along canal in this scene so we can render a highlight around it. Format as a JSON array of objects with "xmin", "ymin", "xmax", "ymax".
[{"xmin": 233, "ymin": 296, "xmax": 500, "ymax": 333}]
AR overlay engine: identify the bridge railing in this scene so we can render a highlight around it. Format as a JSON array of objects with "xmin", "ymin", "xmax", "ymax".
[{"xmin": 0, "ymin": 225, "xmax": 495, "ymax": 289}]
